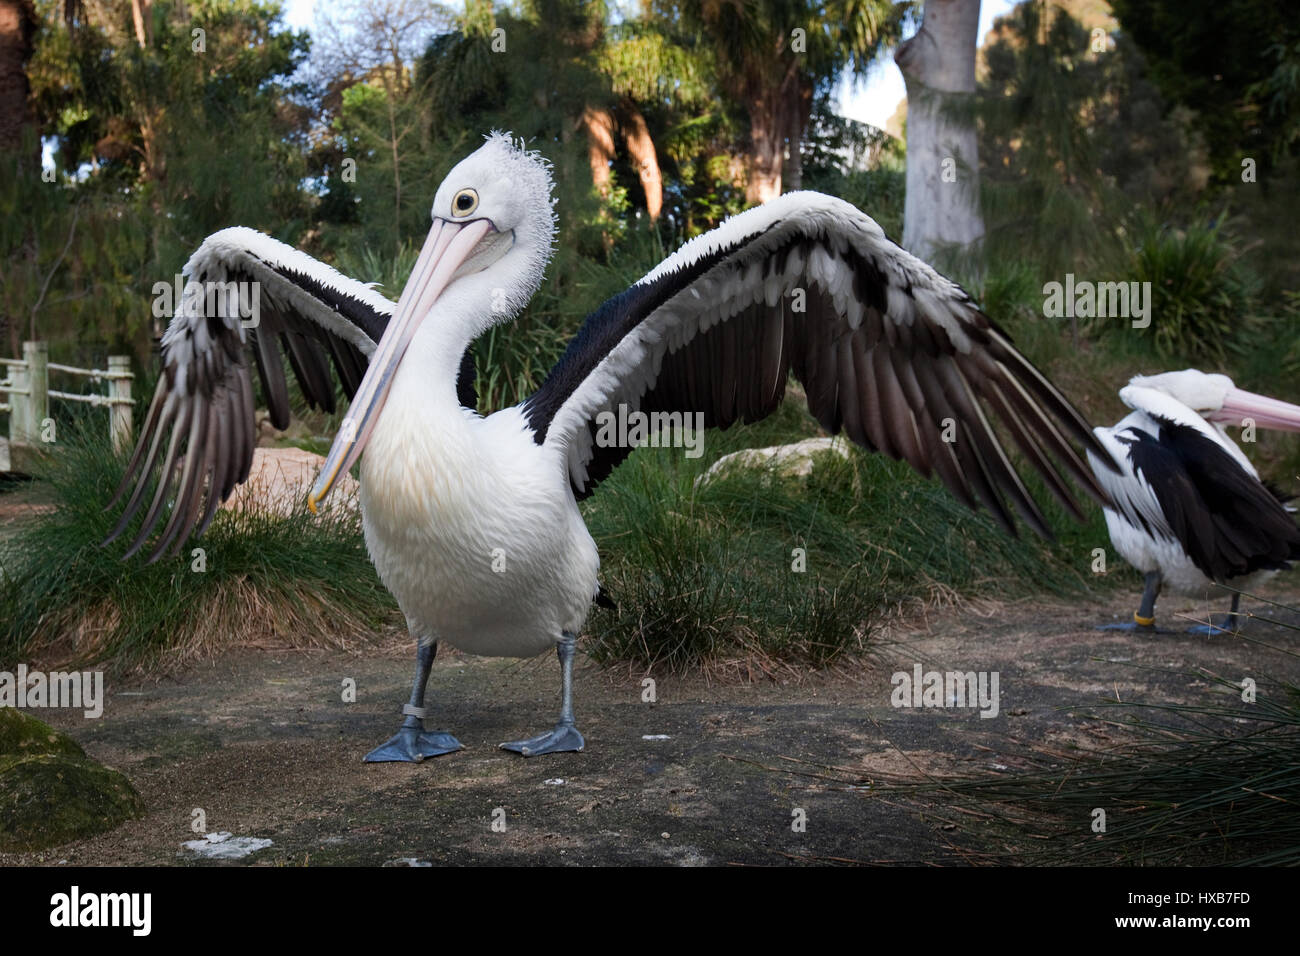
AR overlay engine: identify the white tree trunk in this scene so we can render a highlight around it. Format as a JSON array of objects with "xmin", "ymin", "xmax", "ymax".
[{"xmin": 896, "ymin": 0, "xmax": 984, "ymax": 264}]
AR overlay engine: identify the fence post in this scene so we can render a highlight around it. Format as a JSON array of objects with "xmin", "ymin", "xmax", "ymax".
[
  {"xmin": 7, "ymin": 356, "xmax": 26, "ymax": 449},
  {"xmin": 108, "ymin": 355, "xmax": 133, "ymax": 453},
  {"xmin": 12, "ymin": 341, "xmax": 48, "ymax": 446}
]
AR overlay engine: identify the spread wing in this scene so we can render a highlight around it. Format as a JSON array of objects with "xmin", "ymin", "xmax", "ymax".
[
  {"xmin": 525, "ymin": 191, "xmax": 1115, "ymax": 537},
  {"xmin": 106, "ymin": 227, "xmax": 476, "ymax": 561}
]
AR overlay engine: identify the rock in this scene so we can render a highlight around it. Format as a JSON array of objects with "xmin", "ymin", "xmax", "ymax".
[
  {"xmin": 220, "ymin": 447, "xmax": 358, "ymax": 517},
  {"xmin": 0, "ymin": 707, "xmax": 85, "ymax": 760},
  {"xmin": 0, "ymin": 710, "xmax": 143, "ymax": 852},
  {"xmin": 255, "ymin": 409, "xmax": 312, "ymax": 446},
  {"xmin": 695, "ymin": 437, "xmax": 852, "ymax": 488}
]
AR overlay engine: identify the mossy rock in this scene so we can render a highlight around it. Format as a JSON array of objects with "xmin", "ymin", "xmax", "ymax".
[
  {"xmin": 0, "ymin": 710, "xmax": 142, "ymax": 852},
  {"xmin": 0, "ymin": 707, "xmax": 85, "ymax": 759}
]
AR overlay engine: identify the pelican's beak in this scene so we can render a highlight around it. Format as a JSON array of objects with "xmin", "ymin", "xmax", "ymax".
[
  {"xmin": 308, "ymin": 217, "xmax": 493, "ymax": 513},
  {"xmin": 1208, "ymin": 387, "xmax": 1300, "ymax": 433}
]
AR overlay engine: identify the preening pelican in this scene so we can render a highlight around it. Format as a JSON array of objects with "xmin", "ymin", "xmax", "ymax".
[
  {"xmin": 1087, "ymin": 369, "xmax": 1300, "ymax": 634},
  {"xmin": 108, "ymin": 132, "xmax": 1116, "ymax": 762}
]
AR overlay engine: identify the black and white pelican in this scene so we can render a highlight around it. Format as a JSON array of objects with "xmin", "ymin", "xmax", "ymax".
[
  {"xmin": 107, "ymin": 132, "xmax": 1115, "ymax": 762},
  {"xmin": 1087, "ymin": 369, "xmax": 1300, "ymax": 634}
]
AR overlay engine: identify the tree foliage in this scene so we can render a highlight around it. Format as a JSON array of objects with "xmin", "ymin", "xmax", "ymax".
[
  {"xmin": 1110, "ymin": 0, "xmax": 1300, "ymax": 184},
  {"xmin": 1, "ymin": 0, "xmax": 1296, "ymax": 415},
  {"xmin": 2, "ymin": 0, "xmax": 310, "ymax": 357}
]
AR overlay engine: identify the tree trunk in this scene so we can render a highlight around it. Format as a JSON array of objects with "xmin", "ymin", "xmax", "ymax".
[
  {"xmin": 618, "ymin": 103, "xmax": 661, "ymax": 221},
  {"xmin": 581, "ymin": 105, "xmax": 616, "ymax": 199},
  {"xmin": 744, "ymin": 80, "xmax": 785, "ymax": 205},
  {"xmin": 0, "ymin": 0, "xmax": 37, "ymax": 161},
  {"xmin": 744, "ymin": 59, "xmax": 809, "ymax": 205},
  {"xmin": 781, "ymin": 76, "xmax": 813, "ymax": 192},
  {"xmin": 129, "ymin": 0, "xmax": 152, "ymax": 48},
  {"xmin": 580, "ymin": 106, "xmax": 616, "ymax": 251},
  {"xmin": 125, "ymin": 0, "xmax": 165, "ymax": 185},
  {"xmin": 896, "ymin": 0, "xmax": 984, "ymax": 263},
  {"xmin": 584, "ymin": 104, "xmax": 664, "ymax": 222}
]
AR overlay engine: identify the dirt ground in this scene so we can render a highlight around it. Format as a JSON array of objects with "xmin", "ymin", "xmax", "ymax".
[{"xmin": 3, "ymin": 584, "xmax": 1298, "ymax": 867}]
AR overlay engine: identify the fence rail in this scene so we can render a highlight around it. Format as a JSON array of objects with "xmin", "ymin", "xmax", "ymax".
[{"xmin": 0, "ymin": 342, "xmax": 134, "ymax": 469}]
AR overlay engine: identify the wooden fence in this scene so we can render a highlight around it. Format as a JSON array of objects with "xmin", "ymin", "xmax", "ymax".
[{"xmin": 0, "ymin": 341, "xmax": 134, "ymax": 472}]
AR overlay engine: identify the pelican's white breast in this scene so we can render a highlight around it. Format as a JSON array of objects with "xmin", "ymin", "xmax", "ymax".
[{"xmin": 358, "ymin": 372, "xmax": 599, "ymax": 658}]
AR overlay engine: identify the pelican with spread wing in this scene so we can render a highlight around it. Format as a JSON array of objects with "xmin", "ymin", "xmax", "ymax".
[{"xmin": 108, "ymin": 133, "xmax": 1116, "ymax": 762}]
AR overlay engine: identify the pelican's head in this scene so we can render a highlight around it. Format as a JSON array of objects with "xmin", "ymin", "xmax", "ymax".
[
  {"xmin": 308, "ymin": 133, "xmax": 555, "ymax": 513},
  {"xmin": 430, "ymin": 132, "xmax": 557, "ymax": 293},
  {"xmin": 1127, "ymin": 369, "xmax": 1300, "ymax": 432}
]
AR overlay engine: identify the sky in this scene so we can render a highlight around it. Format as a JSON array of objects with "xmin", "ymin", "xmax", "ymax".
[
  {"xmin": 282, "ymin": 0, "xmax": 316, "ymax": 32},
  {"xmin": 840, "ymin": 0, "xmax": 1018, "ymax": 129},
  {"xmin": 279, "ymin": 0, "xmax": 1020, "ymax": 130}
]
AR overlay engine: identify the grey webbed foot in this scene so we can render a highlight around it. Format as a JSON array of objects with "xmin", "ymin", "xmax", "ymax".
[
  {"xmin": 368, "ymin": 641, "xmax": 460, "ymax": 762},
  {"xmin": 365, "ymin": 721, "xmax": 463, "ymax": 763},
  {"xmin": 1188, "ymin": 594, "xmax": 1243, "ymax": 636},
  {"xmin": 1100, "ymin": 574, "xmax": 1166, "ymax": 633},
  {"xmin": 500, "ymin": 722, "xmax": 584, "ymax": 757},
  {"xmin": 1096, "ymin": 620, "xmax": 1168, "ymax": 634},
  {"xmin": 500, "ymin": 631, "xmax": 585, "ymax": 756},
  {"xmin": 1186, "ymin": 614, "xmax": 1241, "ymax": 636}
]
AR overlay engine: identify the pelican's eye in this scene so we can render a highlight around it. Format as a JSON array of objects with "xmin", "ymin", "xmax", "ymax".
[{"xmin": 451, "ymin": 188, "xmax": 479, "ymax": 217}]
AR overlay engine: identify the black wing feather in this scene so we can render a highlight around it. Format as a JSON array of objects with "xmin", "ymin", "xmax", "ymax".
[
  {"xmin": 525, "ymin": 197, "xmax": 1115, "ymax": 535},
  {"xmin": 106, "ymin": 230, "xmax": 402, "ymax": 562},
  {"xmin": 1123, "ymin": 422, "xmax": 1300, "ymax": 580}
]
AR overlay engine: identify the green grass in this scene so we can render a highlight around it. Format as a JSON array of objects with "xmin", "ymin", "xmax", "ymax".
[
  {"xmin": 0, "ymin": 421, "xmax": 400, "ymax": 674},
  {"xmin": 582, "ymin": 397, "xmax": 1123, "ymax": 674},
  {"xmin": 3, "ymin": 244, "xmax": 1134, "ymax": 677},
  {"xmin": 1, "ymin": 389, "xmax": 1121, "ymax": 676}
]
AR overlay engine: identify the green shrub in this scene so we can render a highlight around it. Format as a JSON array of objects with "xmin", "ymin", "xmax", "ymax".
[
  {"xmin": 1105, "ymin": 216, "xmax": 1261, "ymax": 364},
  {"xmin": 583, "ymin": 403, "xmax": 1120, "ymax": 675},
  {"xmin": 0, "ymin": 423, "xmax": 399, "ymax": 673}
]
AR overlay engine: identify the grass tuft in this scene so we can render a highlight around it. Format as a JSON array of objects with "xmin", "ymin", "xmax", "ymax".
[
  {"xmin": 2, "ymin": 386, "xmax": 1124, "ymax": 677},
  {"xmin": 583, "ymin": 400, "xmax": 1122, "ymax": 676},
  {"xmin": 0, "ymin": 423, "xmax": 399, "ymax": 674}
]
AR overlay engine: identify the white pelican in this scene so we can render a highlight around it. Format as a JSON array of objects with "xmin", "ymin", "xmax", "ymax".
[
  {"xmin": 1087, "ymin": 369, "xmax": 1300, "ymax": 634},
  {"xmin": 107, "ymin": 132, "xmax": 1116, "ymax": 761}
]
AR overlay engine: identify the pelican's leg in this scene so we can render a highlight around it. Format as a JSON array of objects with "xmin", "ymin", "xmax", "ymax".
[
  {"xmin": 500, "ymin": 632, "xmax": 585, "ymax": 757},
  {"xmin": 1098, "ymin": 571, "xmax": 1166, "ymax": 632},
  {"xmin": 364, "ymin": 640, "xmax": 463, "ymax": 763},
  {"xmin": 1188, "ymin": 591, "xmax": 1243, "ymax": 636}
]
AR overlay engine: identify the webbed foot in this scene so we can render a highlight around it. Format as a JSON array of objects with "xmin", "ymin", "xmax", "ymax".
[
  {"xmin": 1186, "ymin": 615, "xmax": 1241, "ymax": 637},
  {"xmin": 499, "ymin": 722, "xmax": 584, "ymax": 757},
  {"xmin": 364, "ymin": 722, "xmax": 463, "ymax": 763},
  {"xmin": 1096, "ymin": 620, "xmax": 1169, "ymax": 634}
]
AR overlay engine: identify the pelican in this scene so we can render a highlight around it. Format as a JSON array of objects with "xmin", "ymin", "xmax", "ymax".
[
  {"xmin": 1087, "ymin": 369, "xmax": 1300, "ymax": 634},
  {"xmin": 107, "ymin": 132, "xmax": 1116, "ymax": 762}
]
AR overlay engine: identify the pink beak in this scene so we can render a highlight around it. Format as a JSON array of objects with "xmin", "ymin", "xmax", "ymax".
[
  {"xmin": 308, "ymin": 217, "xmax": 492, "ymax": 512},
  {"xmin": 1207, "ymin": 387, "xmax": 1300, "ymax": 432}
]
